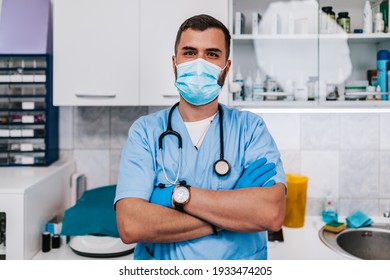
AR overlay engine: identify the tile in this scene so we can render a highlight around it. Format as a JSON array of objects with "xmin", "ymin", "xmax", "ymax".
[
  {"xmin": 301, "ymin": 151, "xmax": 339, "ymax": 198},
  {"xmin": 339, "ymin": 199, "xmax": 379, "ymax": 217},
  {"xmin": 148, "ymin": 106, "xmax": 168, "ymax": 114},
  {"xmin": 380, "ymin": 151, "xmax": 390, "ymax": 198},
  {"xmin": 305, "ymin": 197, "xmax": 323, "ymax": 216},
  {"xmin": 73, "ymin": 149, "xmax": 110, "ymax": 189},
  {"xmin": 73, "ymin": 107, "xmax": 110, "ymax": 149},
  {"xmin": 301, "ymin": 113, "xmax": 339, "ymax": 150},
  {"xmin": 379, "ymin": 199, "xmax": 390, "ymax": 216},
  {"xmin": 340, "ymin": 113, "xmax": 379, "ymax": 150},
  {"xmin": 110, "ymin": 149, "xmax": 122, "ymax": 185},
  {"xmin": 380, "ymin": 113, "xmax": 390, "ymax": 150},
  {"xmin": 59, "ymin": 107, "xmax": 73, "ymax": 149},
  {"xmin": 110, "ymin": 106, "xmax": 148, "ymax": 149},
  {"xmin": 260, "ymin": 113, "xmax": 300, "ymax": 150},
  {"xmin": 280, "ymin": 150, "xmax": 300, "ymax": 174},
  {"xmin": 339, "ymin": 151, "xmax": 379, "ymax": 199}
]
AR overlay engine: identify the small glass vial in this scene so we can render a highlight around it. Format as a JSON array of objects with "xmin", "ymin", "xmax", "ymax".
[
  {"xmin": 337, "ymin": 12, "xmax": 351, "ymax": 33},
  {"xmin": 374, "ymin": 12, "xmax": 385, "ymax": 33}
]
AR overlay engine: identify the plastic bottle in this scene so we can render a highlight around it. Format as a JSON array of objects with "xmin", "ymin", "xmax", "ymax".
[
  {"xmin": 363, "ymin": 0, "xmax": 373, "ymax": 33},
  {"xmin": 374, "ymin": 12, "xmax": 385, "ymax": 33},
  {"xmin": 377, "ymin": 49, "xmax": 389, "ymax": 100},
  {"xmin": 252, "ymin": 70, "xmax": 264, "ymax": 101},
  {"xmin": 321, "ymin": 6, "xmax": 336, "ymax": 34},
  {"xmin": 244, "ymin": 72, "xmax": 253, "ymax": 101},
  {"xmin": 337, "ymin": 12, "xmax": 351, "ymax": 33},
  {"xmin": 322, "ymin": 196, "xmax": 338, "ymax": 224},
  {"xmin": 233, "ymin": 66, "xmax": 244, "ymax": 101}
]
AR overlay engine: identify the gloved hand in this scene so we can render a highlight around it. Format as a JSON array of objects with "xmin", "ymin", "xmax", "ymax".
[
  {"xmin": 149, "ymin": 184, "xmax": 175, "ymax": 208},
  {"xmin": 234, "ymin": 157, "xmax": 276, "ymax": 189}
]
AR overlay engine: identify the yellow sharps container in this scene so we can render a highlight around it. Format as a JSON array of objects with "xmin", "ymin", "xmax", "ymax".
[{"xmin": 283, "ymin": 174, "xmax": 308, "ymax": 228}]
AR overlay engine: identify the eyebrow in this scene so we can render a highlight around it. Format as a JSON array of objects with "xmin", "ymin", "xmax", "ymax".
[{"xmin": 180, "ymin": 46, "xmax": 223, "ymax": 53}]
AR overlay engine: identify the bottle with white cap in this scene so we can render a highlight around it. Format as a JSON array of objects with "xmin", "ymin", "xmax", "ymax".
[
  {"xmin": 244, "ymin": 72, "xmax": 253, "ymax": 101},
  {"xmin": 252, "ymin": 70, "xmax": 264, "ymax": 101},
  {"xmin": 233, "ymin": 66, "xmax": 244, "ymax": 101},
  {"xmin": 363, "ymin": 0, "xmax": 373, "ymax": 33}
]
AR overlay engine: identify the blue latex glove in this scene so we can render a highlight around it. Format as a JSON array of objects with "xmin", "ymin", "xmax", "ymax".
[
  {"xmin": 234, "ymin": 158, "xmax": 276, "ymax": 189},
  {"xmin": 149, "ymin": 185, "xmax": 175, "ymax": 208}
]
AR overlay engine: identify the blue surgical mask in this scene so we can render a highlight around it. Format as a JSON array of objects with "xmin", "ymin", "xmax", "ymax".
[{"xmin": 175, "ymin": 58, "xmax": 225, "ymax": 106}]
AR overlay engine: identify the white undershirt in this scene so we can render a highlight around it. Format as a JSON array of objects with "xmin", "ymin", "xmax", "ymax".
[{"xmin": 184, "ymin": 113, "xmax": 217, "ymax": 150}]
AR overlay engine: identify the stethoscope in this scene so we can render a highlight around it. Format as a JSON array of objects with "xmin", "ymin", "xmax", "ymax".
[{"xmin": 158, "ymin": 102, "xmax": 231, "ymax": 185}]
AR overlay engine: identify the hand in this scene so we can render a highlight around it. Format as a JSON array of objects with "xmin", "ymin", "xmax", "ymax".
[
  {"xmin": 149, "ymin": 184, "xmax": 175, "ymax": 208},
  {"xmin": 234, "ymin": 158, "xmax": 276, "ymax": 189}
]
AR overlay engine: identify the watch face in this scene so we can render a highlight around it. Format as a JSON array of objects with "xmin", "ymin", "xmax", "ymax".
[{"xmin": 173, "ymin": 186, "xmax": 190, "ymax": 204}]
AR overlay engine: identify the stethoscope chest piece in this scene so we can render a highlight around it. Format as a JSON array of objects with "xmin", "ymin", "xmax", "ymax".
[{"xmin": 214, "ymin": 159, "xmax": 231, "ymax": 176}]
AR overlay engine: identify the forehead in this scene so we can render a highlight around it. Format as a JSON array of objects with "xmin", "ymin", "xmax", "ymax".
[{"xmin": 177, "ymin": 28, "xmax": 226, "ymax": 53}]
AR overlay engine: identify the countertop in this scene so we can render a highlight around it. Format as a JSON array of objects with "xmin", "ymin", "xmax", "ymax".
[
  {"xmin": 34, "ymin": 216, "xmax": 387, "ymax": 260},
  {"xmin": 0, "ymin": 160, "xmax": 75, "ymax": 194}
]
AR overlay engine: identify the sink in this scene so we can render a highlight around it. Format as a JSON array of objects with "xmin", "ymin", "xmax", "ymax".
[{"xmin": 319, "ymin": 223, "xmax": 390, "ymax": 260}]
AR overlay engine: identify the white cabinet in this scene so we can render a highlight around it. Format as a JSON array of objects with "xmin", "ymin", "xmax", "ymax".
[
  {"xmin": 53, "ymin": 0, "xmax": 139, "ymax": 106},
  {"xmin": 0, "ymin": 160, "xmax": 75, "ymax": 259},
  {"xmin": 229, "ymin": 0, "xmax": 390, "ymax": 109},
  {"xmin": 139, "ymin": 0, "xmax": 229, "ymax": 106}
]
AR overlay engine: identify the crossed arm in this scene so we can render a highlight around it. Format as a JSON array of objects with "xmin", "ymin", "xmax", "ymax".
[{"xmin": 116, "ymin": 159, "xmax": 286, "ymax": 244}]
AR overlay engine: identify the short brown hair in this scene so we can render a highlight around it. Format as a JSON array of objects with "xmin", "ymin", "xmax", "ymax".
[{"xmin": 174, "ymin": 14, "xmax": 231, "ymax": 60}]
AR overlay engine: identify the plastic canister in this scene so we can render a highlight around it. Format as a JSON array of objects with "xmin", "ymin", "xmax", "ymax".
[
  {"xmin": 233, "ymin": 66, "xmax": 244, "ymax": 101},
  {"xmin": 283, "ymin": 174, "xmax": 308, "ymax": 228},
  {"xmin": 321, "ymin": 6, "xmax": 336, "ymax": 34},
  {"xmin": 337, "ymin": 12, "xmax": 351, "ymax": 33},
  {"xmin": 377, "ymin": 49, "xmax": 389, "ymax": 100}
]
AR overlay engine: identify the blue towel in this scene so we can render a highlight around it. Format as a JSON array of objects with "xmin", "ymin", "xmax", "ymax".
[{"xmin": 346, "ymin": 210, "xmax": 373, "ymax": 228}]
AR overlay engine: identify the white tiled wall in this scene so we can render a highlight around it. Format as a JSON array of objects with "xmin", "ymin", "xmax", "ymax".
[{"xmin": 59, "ymin": 107, "xmax": 390, "ymax": 217}]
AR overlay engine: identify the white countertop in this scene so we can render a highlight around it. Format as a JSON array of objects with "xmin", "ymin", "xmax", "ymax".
[
  {"xmin": 268, "ymin": 216, "xmax": 347, "ymax": 260},
  {"xmin": 0, "ymin": 160, "xmax": 75, "ymax": 194},
  {"xmin": 35, "ymin": 216, "xmax": 385, "ymax": 260}
]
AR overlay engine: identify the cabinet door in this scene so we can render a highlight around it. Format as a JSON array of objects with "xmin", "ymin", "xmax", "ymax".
[
  {"xmin": 53, "ymin": 0, "xmax": 139, "ymax": 106},
  {"xmin": 139, "ymin": 0, "xmax": 229, "ymax": 106}
]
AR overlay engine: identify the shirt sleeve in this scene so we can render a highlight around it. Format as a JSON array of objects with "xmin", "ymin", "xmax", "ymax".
[
  {"xmin": 244, "ymin": 113, "xmax": 287, "ymax": 188},
  {"xmin": 114, "ymin": 118, "xmax": 156, "ymax": 208}
]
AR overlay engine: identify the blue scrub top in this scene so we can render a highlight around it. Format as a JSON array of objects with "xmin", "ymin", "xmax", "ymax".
[{"xmin": 114, "ymin": 104, "xmax": 286, "ymax": 260}]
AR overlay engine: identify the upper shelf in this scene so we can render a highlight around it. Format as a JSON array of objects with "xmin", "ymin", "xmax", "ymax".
[{"xmin": 232, "ymin": 33, "xmax": 390, "ymax": 44}]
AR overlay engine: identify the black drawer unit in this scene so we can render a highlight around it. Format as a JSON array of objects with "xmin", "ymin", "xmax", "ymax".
[{"xmin": 0, "ymin": 55, "xmax": 58, "ymax": 166}]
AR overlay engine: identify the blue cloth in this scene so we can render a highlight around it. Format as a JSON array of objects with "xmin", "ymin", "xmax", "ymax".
[
  {"xmin": 114, "ymin": 104, "xmax": 286, "ymax": 260},
  {"xmin": 61, "ymin": 185, "xmax": 119, "ymax": 237},
  {"xmin": 346, "ymin": 210, "xmax": 373, "ymax": 228}
]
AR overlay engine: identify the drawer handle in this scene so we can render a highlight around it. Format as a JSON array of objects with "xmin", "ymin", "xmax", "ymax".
[
  {"xmin": 75, "ymin": 93, "xmax": 116, "ymax": 98},
  {"xmin": 162, "ymin": 94, "xmax": 180, "ymax": 98}
]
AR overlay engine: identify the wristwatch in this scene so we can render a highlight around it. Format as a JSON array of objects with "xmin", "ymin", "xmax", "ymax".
[{"xmin": 172, "ymin": 182, "xmax": 191, "ymax": 212}]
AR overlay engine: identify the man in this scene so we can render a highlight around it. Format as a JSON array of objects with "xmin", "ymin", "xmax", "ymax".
[{"xmin": 114, "ymin": 14, "xmax": 286, "ymax": 260}]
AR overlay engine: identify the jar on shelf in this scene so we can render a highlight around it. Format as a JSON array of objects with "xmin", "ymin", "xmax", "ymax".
[{"xmin": 337, "ymin": 12, "xmax": 351, "ymax": 33}]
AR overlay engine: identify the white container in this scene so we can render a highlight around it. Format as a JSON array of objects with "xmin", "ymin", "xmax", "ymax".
[
  {"xmin": 363, "ymin": 0, "xmax": 373, "ymax": 33},
  {"xmin": 252, "ymin": 12, "xmax": 261, "ymax": 35},
  {"xmin": 374, "ymin": 12, "xmax": 385, "ymax": 33},
  {"xmin": 252, "ymin": 70, "xmax": 264, "ymax": 101},
  {"xmin": 244, "ymin": 73, "xmax": 253, "ymax": 101}
]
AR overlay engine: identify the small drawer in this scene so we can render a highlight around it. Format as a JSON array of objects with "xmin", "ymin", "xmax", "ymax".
[
  {"xmin": 0, "ymin": 153, "xmax": 9, "ymax": 165},
  {"xmin": 9, "ymin": 84, "xmax": 46, "ymax": 96},
  {"xmin": 10, "ymin": 152, "xmax": 45, "ymax": 165},
  {"xmin": 8, "ymin": 112, "xmax": 46, "ymax": 124}
]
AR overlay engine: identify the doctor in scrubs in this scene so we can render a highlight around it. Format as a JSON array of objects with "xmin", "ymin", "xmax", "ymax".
[{"xmin": 114, "ymin": 14, "xmax": 286, "ymax": 260}]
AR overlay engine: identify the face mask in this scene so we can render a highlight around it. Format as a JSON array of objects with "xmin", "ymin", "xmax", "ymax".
[{"xmin": 175, "ymin": 58, "xmax": 225, "ymax": 106}]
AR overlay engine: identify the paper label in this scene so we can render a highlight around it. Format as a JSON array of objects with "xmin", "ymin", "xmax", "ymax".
[
  {"xmin": 20, "ymin": 143, "xmax": 33, "ymax": 151},
  {"xmin": 22, "ymin": 115, "xmax": 34, "ymax": 123},
  {"xmin": 22, "ymin": 102, "xmax": 35, "ymax": 110},
  {"xmin": 10, "ymin": 130, "xmax": 22, "ymax": 137},
  {"xmin": 21, "ymin": 129, "xmax": 34, "ymax": 137}
]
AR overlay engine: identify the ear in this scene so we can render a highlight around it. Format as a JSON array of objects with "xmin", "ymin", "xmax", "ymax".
[
  {"xmin": 172, "ymin": 56, "xmax": 176, "ymax": 73},
  {"xmin": 225, "ymin": 59, "xmax": 232, "ymax": 74}
]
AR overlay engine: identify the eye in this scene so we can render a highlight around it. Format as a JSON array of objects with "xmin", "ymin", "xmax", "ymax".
[
  {"xmin": 207, "ymin": 52, "xmax": 219, "ymax": 58},
  {"xmin": 183, "ymin": 51, "xmax": 196, "ymax": 56}
]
